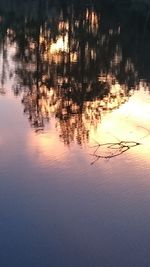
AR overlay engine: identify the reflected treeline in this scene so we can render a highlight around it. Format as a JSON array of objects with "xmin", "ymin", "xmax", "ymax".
[{"xmin": 0, "ymin": 1, "xmax": 150, "ymax": 145}]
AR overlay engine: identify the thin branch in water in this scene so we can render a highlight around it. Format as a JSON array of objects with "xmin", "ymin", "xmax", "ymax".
[{"xmin": 90, "ymin": 139, "xmax": 141, "ymax": 164}]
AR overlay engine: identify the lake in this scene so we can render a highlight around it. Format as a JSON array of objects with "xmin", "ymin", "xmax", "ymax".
[{"xmin": 0, "ymin": 1, "xmax": 150, "ymax": 266}]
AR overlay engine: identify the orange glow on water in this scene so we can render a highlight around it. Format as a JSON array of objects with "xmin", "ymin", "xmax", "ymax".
[{"xmin": 27, "ymin": 127, "xmax": 68, "ymax": 163}]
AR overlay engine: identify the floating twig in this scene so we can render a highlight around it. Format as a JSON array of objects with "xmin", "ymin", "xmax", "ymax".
[
  {"xmin": 90, "ymin": 139, "xmax": 141, "ymax": 164},
  {"xmin": 90, "ymin": 126, "xmax": 150, "ymax": 164}
]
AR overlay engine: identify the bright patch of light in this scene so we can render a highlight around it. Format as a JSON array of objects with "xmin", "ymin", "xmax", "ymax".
[
  {"xmin": 50, "ymin": 35, "xmax": 68, "ymax": 53},
  {"xmin": 89, "ymin": 89, "xmax": 150, "ymax": 161}
]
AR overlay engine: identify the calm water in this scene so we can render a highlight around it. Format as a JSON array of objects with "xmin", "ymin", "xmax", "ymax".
[{"xmin": 1, "ymin": 1, "xmax": 150, "ymax": 266}]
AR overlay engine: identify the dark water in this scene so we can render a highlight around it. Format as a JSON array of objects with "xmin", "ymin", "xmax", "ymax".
[{"xmin": 1, "ymin": 1, "xmax": 150, "ymax": 266}]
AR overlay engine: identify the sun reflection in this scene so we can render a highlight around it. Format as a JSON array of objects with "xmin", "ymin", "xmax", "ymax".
[
  {"xmin": 89, "ymin": 88, "xmax": 150, "ymax": 162},
  {"xmin": 50, "ymin": 35, "xmax": 69, "ymax": 54}
]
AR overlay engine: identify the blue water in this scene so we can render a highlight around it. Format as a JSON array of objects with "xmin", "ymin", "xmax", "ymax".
[{"xmin": 0, "ymin": 89, "xmax": 150, "ymax": 267}]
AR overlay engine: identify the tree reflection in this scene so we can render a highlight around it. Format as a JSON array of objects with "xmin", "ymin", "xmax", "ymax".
[{"xmin": 0, "ymin": 1, "xmax": 150, "ymax": 145}]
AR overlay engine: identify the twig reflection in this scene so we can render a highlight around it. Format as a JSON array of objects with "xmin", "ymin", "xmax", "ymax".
[{"xmin": 91, "ymin": 140, "xmax": 141, "ymax": 164}]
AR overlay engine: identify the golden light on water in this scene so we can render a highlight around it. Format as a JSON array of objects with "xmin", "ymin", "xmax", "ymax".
[
  {"xmin": 50, "ymin": 35, "xmax": 69, "ymax": 54},
  {"xmin": 89, "ymin": 88, "xmax": 150, "ymax": 161},
  {"xmin": 86, "ymin": 9, "xmax": 99, "ymax": 34}
]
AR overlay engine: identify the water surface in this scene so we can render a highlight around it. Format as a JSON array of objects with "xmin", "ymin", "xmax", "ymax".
[{"xmin": 0, "ymin": 1, "xmax": 150, "ymax": 266}]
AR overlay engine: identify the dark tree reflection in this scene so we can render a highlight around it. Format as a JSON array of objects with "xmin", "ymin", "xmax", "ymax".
[{"xmin": 0, "ymin": 0, "xmax": 150, "ymax": 145}]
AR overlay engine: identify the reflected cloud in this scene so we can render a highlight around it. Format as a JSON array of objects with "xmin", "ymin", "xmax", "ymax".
[{"xmin": 27, "ymin": 126, "xmax": 68, "ymax": 163}]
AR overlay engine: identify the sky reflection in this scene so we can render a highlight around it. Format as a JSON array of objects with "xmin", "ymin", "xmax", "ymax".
[
  {"xmin": 1, "ymin": 3, "xmax": 150, "ymax": 267},
  {"xmin": 89, "ymin": 87, "xmax": 150, "ymax": 163},
  {"xmin": 27, "ymin": 123, "xmax": 69, "ymax": 166}
]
